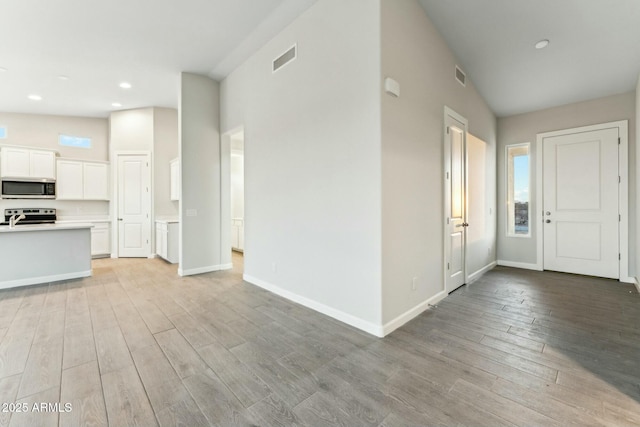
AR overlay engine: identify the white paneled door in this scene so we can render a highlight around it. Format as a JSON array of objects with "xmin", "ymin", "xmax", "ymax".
[
  {"xmin": 117, "ymin": 154, "xmax": 151, "ymax": 257},
  {"xmin": 444, "ymin": 108, "xmax": 468, "ymax": 293},
  {"xmin": 543, "ymin": 128, "xmax": 619, "ymax": 279}
]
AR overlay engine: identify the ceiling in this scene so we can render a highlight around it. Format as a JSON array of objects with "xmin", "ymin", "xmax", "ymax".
[
  {"xmin": 2, "ymin": 1, "xmax": 638, "ymax": 119},
  {"xmin": 418, "ymin": 0, "xmax": 640, "ymax": 117},
  {"xmin": 0, "ymin": 0, "xmax": 316, "ymax": 118}
]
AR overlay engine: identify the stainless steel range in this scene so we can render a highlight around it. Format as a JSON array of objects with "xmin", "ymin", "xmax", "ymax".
[{"xmin": 2, "ymin": 208, "xmax": 57, "ymax": 226}]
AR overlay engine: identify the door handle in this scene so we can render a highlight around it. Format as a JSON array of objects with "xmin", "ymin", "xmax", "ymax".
[
  {"xmin": 546, "ymin": 211, "xmax": 551, "ymax": 216},
  {"xmin": 462, "ymin": 222, "xmax": 469, "ymax": 227},
  {"xmin": 546, "ymin": 219, "xmax": 551, "ymax": 223},
  {"xmin": 118, "ymin": 218, "xmax": 123, "ymax": 221}
]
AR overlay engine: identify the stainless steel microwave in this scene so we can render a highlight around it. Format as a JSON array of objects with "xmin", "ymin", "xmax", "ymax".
[{"xmin": 1, "ymin": 178, "xmax": 56, "ymax": 199}]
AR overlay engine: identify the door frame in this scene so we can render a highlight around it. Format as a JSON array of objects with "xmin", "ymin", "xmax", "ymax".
[
  {"xmin": 220, "ymin": 126, "xmax": 245, "ymax": 269},
  {"xmin": 443, "ymin": 106, "xmax": 469, "ymax": 292},
  {"xmin": 111, "ymin": 151, "xmax": 153, "ymax": 258},
  {"xmin": 535, "ymin": 120, "xmax": 631, "ymax": 283}
]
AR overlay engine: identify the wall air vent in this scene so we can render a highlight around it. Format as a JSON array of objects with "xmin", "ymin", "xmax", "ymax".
[
  {"xmin": 455, "ymin": 65, "xmax": 466, "ymax": 87},
  {"xmin": 273, "ymin": 44, "xmax": 297, "ymax": 73}
]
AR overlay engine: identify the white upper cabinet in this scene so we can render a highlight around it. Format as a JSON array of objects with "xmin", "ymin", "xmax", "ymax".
[
  {"xmin": 30, "ymin": 150, "xmax": 56, "ymax": 179},
  {"xmin": 56, "ymin": 160, "xmax": 84, "ymax": 199},
  {"xmin": 170, "ymin": 158, "xmax": 179, "ymax": 201},
  {"xmin": 56, "ymin": 159, "xmax": 109, "ymax": 200},
  {"xmin": 0, "ymin": 147, "xmax": 56, "ymax": 179},
  {"xmin": 1, "ymin": 147, "xmax": 30, "ymax": 177},
  {"xmin": 83, "ymin": 162, "xmax": 109, "ymax": 200}
]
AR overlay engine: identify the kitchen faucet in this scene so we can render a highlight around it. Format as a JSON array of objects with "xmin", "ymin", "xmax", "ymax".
[{"xmin": 9, "ymin": 214, "xmax": 26, "ymax": 228}]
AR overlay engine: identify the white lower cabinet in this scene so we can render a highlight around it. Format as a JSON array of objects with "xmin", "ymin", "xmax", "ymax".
[
  {"xmin": 91, "ymin": 223, "xmax": 110, "ymax": 257},
  {"xmin": 231, "ymin": 218, "xmax": 244, "ymax": 251},
  {"xmin": 156, "ymin": 220, "xmax": 179, "ymax": 264}
]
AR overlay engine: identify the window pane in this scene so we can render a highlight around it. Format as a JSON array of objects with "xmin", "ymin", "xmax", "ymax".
[
  {"xmin": 59, "ymin": 134, "xmax": 91, "ymax": 148},
  {"xmin": 0, "ymin": 126, "xmax": 6, "ymax": 138},
  {"xmin": 507, "ymin": 144, "xmax": 530, "ymax": 236}
]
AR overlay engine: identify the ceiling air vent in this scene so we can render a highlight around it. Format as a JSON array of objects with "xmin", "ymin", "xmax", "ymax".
[
  {"xmin": 273, "ymin": 45, "xmax": 296, "ymax": 73},
  {"xmin": 455, "ymin": 65, "xmax": 466, "ymax": 87}
]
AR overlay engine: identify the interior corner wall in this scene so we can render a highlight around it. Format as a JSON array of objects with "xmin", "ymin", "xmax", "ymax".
[
  {"xmin": 220, "ymin": 0, "xmax": 383, "ymax": 331},
  {"xmin": 153, "ymin": 107, "xmax": 179, "ymax": 217},
  {"xmin": 380, "ymin": 0, "xmax": 497, "ymax": 326},
  {"xmin": 636, "ymin": 75, "xmax": 640, "ymax": 284},
  {"xmin": 497, "ymin": 92, "xmax": 637, "ymax": 273},
  {"xmin": 179, "ymin": 73, "xmax": 222, "ymax": 274}
]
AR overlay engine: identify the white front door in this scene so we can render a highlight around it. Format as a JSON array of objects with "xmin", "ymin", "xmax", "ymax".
[
  {"xmin": 117, "ymin": 154, "xmax": 151, "ymax": 257},
  {"xmin": 444, "ymin": 109, "xmax": 468, "ymax": 293},
  {"xmin": 542, "ymin": 127, "xmax": 619, "ymax": 279}
]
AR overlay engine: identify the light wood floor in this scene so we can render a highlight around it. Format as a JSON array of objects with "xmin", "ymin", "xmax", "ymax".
[{"xmin": 0, "ymin": 254, "xmax": 639, "ymax": 426}]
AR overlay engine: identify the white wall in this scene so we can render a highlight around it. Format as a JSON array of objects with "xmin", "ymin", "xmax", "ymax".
[
  {"xmin": 230, "ymin": 153, "xmax": 244, "ymax": 219},
  {"xmin": 153, "ymin": 108, "xmax": 179, "ymax": 217},
  {"xmin": 0, "ymin": 112, "xmax": 108, "ymax": 161},
  {"xmin": 221, "ymin": 0, "xmax": 383, "ymax": 329},
  {"xmin": 497, "ymin": 92, "xmax": 636, "ymax": 273},
  {"xmin": 179, "ymin": 73, "xmax": 223, "ymax": 275},
  {"xmin": 380, "ymin": 0, "xmax": 497, "ymax": 326},
  {"xmin": 109, "ymin": 108, "xmax": 154, "ymax": 152},
  {"xmin": 0, "ymin": 112, "xmax": 109, "ymax": 217}
]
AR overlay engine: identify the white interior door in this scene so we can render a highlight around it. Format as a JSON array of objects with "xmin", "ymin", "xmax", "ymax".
[
  {"xmin": 543, "ymin": 128, "xmax": 619, "ymax": 279},
  {"xmin": 118, "ymin": 154, "xmax": 151, "ymax": 257},
  {"xmin": 444, "ymin": 109, "xmax": 468, "ymax": 293}
]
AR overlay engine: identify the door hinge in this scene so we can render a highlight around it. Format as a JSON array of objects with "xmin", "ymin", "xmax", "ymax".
[
  {"xmin": 447, "ymin": 262, "xmax": 450, "ymax": 270},
  {"xmin": 618, "ymin": 137, "xmax": 621, "ymax": 145},
  {"xmin": 446, "ymin": 217, "xmax": 450, "ymax": 224},
  {"xmin": 619, "ymin": 214, "xmax": 621, "ymax": 222},
  {"xmin": 446, "ymin": 126, "xmax": 450, "ymax": 134},
  {"xmin": 446, "ymin": 172, "xmax": 449, "ymax": 179},
  {"xmin": 619, "ymin": 253, "xmax": 621, "ymax": 260},
  {"xmin": 618, "ymin": 176, "xmax": 621, "ymax": 183}
]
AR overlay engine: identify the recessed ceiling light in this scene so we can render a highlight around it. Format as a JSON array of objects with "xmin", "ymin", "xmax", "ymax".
[
  {"xmin": 535, "ymin": 39, "xmax": 550, "ymax": 49},
  {"xmin": 58, "ymin": 75, "xmax": 69, "ymax": 80},
  {"xmin": 28, "ymin": 94, "xmax": 42, "ymax": 101},
  {"xmin": 119, "ymin": 82, "xmax": 132, "ymax": 89},
  {"xmin": 112, "ymin": 102, "xmax": 122, "ymax": 107}
]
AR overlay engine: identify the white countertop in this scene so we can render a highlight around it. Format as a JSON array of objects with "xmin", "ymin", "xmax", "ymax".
[
  {"xmin": 0, "ymin": 223, "xmax": 93, "ymax": 233},
  {"xmin": 156, "ymin": 218, "xmax": 179, "ymax": 224},
  {"xmin": 56, "ymin": 216, "xmax": 110, "ymax": 223}
]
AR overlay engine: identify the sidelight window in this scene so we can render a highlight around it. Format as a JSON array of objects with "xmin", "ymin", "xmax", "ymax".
[{"xmin": 506, "ymin": 143, "xmax": 530, "ymax": 237}]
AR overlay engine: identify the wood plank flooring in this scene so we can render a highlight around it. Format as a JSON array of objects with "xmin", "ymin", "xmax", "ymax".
[{"xmin": 0, "ymin": 254, "xmax": 638, "ymax": 426}]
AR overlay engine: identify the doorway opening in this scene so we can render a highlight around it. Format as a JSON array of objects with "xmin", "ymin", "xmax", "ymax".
[{"xmin": 222, "ymin": 128, "xmax": 245, "ymax": 274}]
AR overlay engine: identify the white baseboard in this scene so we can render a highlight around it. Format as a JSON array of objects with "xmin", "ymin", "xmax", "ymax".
[
  {"xmin": 633, "ymin": 277, "xmax": 640, "ymax": 294},
  {"xmin": 381, "ymin": 290, "xmax": 448, "ymax": 337},
  {"xmin": 178, "ymin": 263, "xmax": 233, "ymax": 276},
  {"xmin": 497, "ymin": 260, "xmax": 542, "ymax": 271},
  {"xmin": 467, "ymin": 261, "xmax": 497, "ymax": 284},
  {"xmin": 243, "ymin": 274, "xmax": 385, "ymax": 337},
  {"xmin": 0, "ymin": 270, "xmax": 92, "ymax": 290}
]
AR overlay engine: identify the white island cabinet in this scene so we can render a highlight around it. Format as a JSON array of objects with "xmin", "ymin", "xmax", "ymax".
[{"xmin": 0, "ymin": 223, "xmax": 92, "ymax": 289}]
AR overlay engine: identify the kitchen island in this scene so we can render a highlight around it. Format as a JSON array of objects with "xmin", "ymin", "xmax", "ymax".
[{"xmin": 0, "ymin": 223, "xmax": 93, "ymax": 289}]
